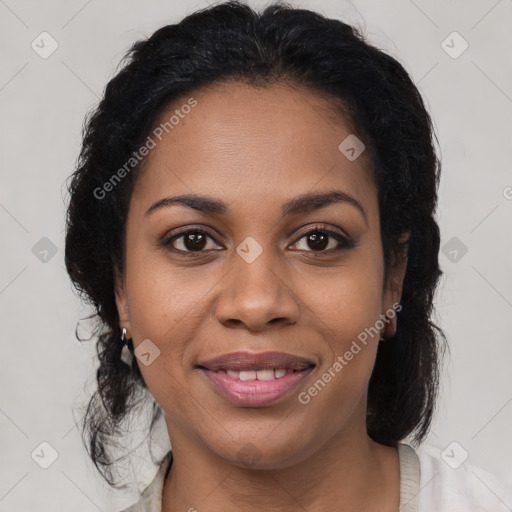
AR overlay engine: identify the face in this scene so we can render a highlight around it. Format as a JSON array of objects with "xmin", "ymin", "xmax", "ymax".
[{"xmin": 115, "ymin": 81, "xmax": 407, "ymax": 469}]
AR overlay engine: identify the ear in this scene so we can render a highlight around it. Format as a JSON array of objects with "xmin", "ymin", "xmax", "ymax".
[
  {"xmin": 114, "ymin": 265, "xmax": 131, "ymax": 337},
  {"xmin": 381, "ymin": 232, "xmax": 410, "ymax": 339}
]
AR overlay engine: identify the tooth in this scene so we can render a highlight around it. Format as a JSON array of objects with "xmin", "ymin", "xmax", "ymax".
[
  {"xmin": 239, "ymin": 370, "xmax": 257, "ymax": 381},
  {"xmin": 224, "ymin": 369, "xmax": 290, "ymax": 380},
  {"xmin": 256, "ymin": 369, "xmax": 275, "ymax": 381}
]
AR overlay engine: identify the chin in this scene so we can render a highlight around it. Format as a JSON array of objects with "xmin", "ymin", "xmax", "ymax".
[{"xmin": 211, "ymin": 430, "xmax": 317, "ymax": 471}]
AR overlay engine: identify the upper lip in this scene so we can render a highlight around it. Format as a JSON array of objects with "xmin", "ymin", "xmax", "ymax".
[{"xmin": 197, "ymin": 351, "xmax": 316, "ymax": 372}]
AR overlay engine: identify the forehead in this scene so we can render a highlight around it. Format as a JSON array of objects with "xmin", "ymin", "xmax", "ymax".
[{"xmin": 131, "ymin": 81, "xmax": 377, "ymax": 220}]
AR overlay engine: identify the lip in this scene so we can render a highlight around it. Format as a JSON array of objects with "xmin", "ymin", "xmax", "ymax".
[
  {"xmin": 197, "ymin": 351, "xmax": 316, "ymax": 407},
  {"xmin": 200, "ymin": 367, "xmax": 314, "ymax": 407},
  {"xmin": 197, "ymin": 351, "xmax": 315, "ymax": 372}
]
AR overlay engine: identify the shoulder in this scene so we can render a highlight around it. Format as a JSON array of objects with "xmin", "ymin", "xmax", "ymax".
[
  {"xmin": 411, "ymin": 442, "xmax": 512, "ymax": 512},
  {"xmin": 118, "ymin": 451, "xmax": 173, "ymax": 512}
]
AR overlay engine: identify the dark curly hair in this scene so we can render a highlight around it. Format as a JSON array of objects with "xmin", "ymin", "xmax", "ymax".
[{"xmin": 64, "ymin": 0, "xmax": 447, "ymax": 489}]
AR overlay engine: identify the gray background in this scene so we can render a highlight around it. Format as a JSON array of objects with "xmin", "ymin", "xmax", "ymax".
[{"xmin": 1, "ymin": 0, "xmax": 511, "ymax": 510}]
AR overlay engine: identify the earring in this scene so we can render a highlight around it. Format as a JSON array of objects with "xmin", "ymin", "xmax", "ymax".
[{"xmin": 120, "ymin": 327, "xmax": 133, "ymax": 366}]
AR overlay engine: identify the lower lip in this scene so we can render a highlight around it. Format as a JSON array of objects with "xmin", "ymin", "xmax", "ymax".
[{"xmin": 200, "ymin": 368, "xmax": 314, "ymax": 407}]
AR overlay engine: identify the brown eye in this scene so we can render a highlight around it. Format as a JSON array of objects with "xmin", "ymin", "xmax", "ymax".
[
  {"xmin": 181, "ymin": 232, "xmax": 208, "ymax": 251},
  {"xmin": 305, "ymin": 232, "xmax": 329, "ymax": 251},
  {"xmin": 291, "ymin": 227, "xmax": 354, "ymax": 253},
  {"xmin": 161, "ymin": 225, "xmax": 355, "ymax": 258},
  {"xmin": 163, "ymin": 229, "xmax": 222, "ymax": 255}
]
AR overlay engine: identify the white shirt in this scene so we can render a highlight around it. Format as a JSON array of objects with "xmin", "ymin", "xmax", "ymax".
[{"xmin": 120, "ymin": 443, "xmax": 512, "ymax": 511}]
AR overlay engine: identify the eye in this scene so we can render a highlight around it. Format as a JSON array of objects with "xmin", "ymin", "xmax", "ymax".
[
  {"xmin": 290, "ymin": 226, "xmax": 354, "ymax": 253},
  {"xmin": 161, "ymin": 224, "xmax": 355, "ymax": 257},
  {"xmin": 162, "ymin": 228, "xmax": 222, "ymax": 256}
]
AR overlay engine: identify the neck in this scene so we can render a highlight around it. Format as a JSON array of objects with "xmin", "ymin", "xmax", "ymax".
[{"xmin": 161, "ymin": 415, "xmax": 400, "ymax": 512}]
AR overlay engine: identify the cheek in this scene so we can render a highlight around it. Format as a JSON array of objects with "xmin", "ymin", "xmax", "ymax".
[
  {"xmin": 126, "ymin": 252, "xmax": 212, "ymax": 339},
  {"xmin": 296, "ymin": 274, "xmax": 383, "ymax": 436},
  {"xmin": 297, "ymin": 250, "xmax": 384, "ymax": 398},
  {"xmin": 124, "ymin": 253, "xmax": 222, "ymax": 407},
  {"xmin": 303, "ymin": 253, "xmax": 384, "ymax": 348}
]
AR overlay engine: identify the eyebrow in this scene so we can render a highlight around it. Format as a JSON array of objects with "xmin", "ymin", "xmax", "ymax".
[{"xmin": 145, "ymin": 190, "xmax": 368, "ymax": 226}]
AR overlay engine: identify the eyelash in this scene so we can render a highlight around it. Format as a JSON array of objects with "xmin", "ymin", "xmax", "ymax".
[{"xmin": 161, "ymin": 225, "xmax": 355, "ymax": 257}]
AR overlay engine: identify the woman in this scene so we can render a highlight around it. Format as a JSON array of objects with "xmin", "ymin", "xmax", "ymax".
[{"xmin": 64, "ymin": 2, "xmax": 512, "ymax": 511}]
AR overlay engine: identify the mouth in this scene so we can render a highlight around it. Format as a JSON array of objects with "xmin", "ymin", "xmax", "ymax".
[
  {"xmin": 196, "ymin": 351, "xmax": 316, "ymax": 407},
  {"xmin": 207, "ymin": 367, "xmax": 305, "ymax": 380}
]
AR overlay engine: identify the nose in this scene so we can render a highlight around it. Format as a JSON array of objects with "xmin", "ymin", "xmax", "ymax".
[{"xmin": 214, "ymin": 247, "xmax": 300, "ymax": 332}]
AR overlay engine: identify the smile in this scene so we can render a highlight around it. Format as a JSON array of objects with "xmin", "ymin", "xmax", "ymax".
[
  {"xmin": 215, "ymin": 368, "xmax": 297, "ymax": 380},
  {"xmin": 197, "ymin": 351, "xmax": 316, "ymax": 407}
]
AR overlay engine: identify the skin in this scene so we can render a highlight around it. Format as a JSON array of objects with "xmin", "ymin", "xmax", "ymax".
[{"xmin": 115, "ymin": 81, "xmax": 409, "ymax": 512}]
